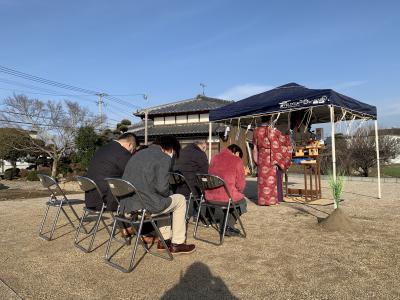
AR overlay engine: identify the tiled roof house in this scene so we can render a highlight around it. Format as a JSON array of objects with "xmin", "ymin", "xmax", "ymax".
[{"xmin": 128, "ymin": 94, "xmax": 232, "ymax": 155}]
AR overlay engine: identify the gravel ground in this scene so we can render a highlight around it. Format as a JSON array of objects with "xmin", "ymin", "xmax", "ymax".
[{"xmin": 0, "ymin": 178, "xmax": 399, "ymax": 299}]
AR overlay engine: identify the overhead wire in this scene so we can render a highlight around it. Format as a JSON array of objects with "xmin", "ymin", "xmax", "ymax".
[{"xmin": 0, "ymin": 65, "xmax": 146, "ymax": 110}]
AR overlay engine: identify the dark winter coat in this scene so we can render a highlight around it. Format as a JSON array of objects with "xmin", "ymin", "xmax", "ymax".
[
  {"xmin": 174, "ymin": 143, "xmax": 209, "ymax": 198},
  {"xmin": 121, "ymin": 144, "xmax": 173, "ymax": 214},
  {"xmin": 85, "ymin": 141, "xmax": 132, "ymax": 211}
]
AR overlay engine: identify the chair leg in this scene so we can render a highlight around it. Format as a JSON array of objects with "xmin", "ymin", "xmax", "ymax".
[
  {"xmin": 219, "ymin": 208, "xmax": 230, "ymax": 245},
  {"xmin": 39, "ymin": 204, "xmax": 62, "ymax": 241},
  {"xmin": 232, "ymin": 206, "xmax": 246, "ymax": 238},
  {"xmin": 101, "ymin": 213, "xmax": 113, "ymax": 236},
  {"xmin": 74, "ymin": 209, "xmax": 88, "ymax": 247},
  {"xmin": 185, "ymin": 194, "xmax": 192, "ymax": 222},
  {"xmin": 87, "ymin": 210, "xmax": 104, "ymax": 252},
  {"xmin": 68, "ymin": 203, "xmax": 82, "ymax": 222},
  {"xmin": 74, "ymin": 209, "xmax": 104, "ymax": 253},
  {"xmin": 146, "ymin": 220, "xmax": 173, "ymax": 261},
  {"xmin": 104, "ymin": 218, "xmax": 118, "ymax": 261},
  {"xmin": 127, "ymin": 216, "xmax": 145, "ymax": 272},
  {"xmin": 61, "ymin": 206, "xmax": 77, "ymax": 230},
  {"xmin": 193, "ymin": 202, "xmax": 203, "ymax": 239},
  {"xmin": 38, "ymin": 204, "xmax": 50, "ymax": 239}
]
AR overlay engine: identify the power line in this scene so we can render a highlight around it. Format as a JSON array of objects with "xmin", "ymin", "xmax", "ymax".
[
  {"xmin": 0, "ymin": 65, "xmax": 146, "ymax": 110},
  {"xmin": 0, "ymin": 119, "xmax": 71, "ymax": 128},
  {"xmin": 0, "ymin": 110, "xmax": 53, "ymax": 120},
  {"xmin": 0, "ymin": 88, "xmax": 132, "ymax": 124},
  {"xmin": 0, "ymin": 65, "xmax": 99, "ymax": 95},
  {"xmin": 0, "ymin": 78, "xmax": 98, "ymax": 105}
]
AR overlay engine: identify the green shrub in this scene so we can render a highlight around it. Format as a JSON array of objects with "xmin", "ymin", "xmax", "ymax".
[
  {"xmin": 4, "ymin": 168, "xmax": 20, "ymax": 180},
  {"xmin": 27, "ymin": 170, "xmax": 40, "ymax": 181}
]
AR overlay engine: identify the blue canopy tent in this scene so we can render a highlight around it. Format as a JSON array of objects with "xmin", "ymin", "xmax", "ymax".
[{"xmin": 208, "ymin": 83, "xmax": 381, "ymax": 201}]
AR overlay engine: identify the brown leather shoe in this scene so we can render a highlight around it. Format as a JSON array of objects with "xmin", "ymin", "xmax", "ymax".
[
  {"xmin": 120, "ymin": 226, "xmax": 137, "ymax": 238},
  {"xmin": 170, "ymin": 243, "xmax": 196, "ymax": 255},
  {"xmin": 157, "ymin": 239, "xmax": 171, "ymax": 251},
  {"xmin": 141, "ymin": 235, "xmax": 158, "ymax": 245}
]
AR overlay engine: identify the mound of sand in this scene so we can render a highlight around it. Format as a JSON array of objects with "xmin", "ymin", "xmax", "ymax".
[{"xmin": 318, "ymin": 208, "xmax": 357, "ymax": 232}]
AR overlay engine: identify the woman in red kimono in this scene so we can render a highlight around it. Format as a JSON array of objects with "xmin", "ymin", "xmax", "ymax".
[{"xmin": 253, "ymin": 118, "xmax": 292, "ymax": 206}]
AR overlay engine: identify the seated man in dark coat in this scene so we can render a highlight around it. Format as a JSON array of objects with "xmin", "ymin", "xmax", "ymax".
[
  {"xmin": 121, "ymin": 135, "xmax": 195, "ymax": 255},
  {"xmin": 85, "ymin": 133, "xmax": 137, "ymax": 211},
  {"xmin": 174, "ymin": 140, "xmax": 208, "ymax": 217}
]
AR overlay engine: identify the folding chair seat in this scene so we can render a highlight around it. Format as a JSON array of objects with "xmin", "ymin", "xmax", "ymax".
[
  {"xmin": 193, "ymin": 174, "xmax": 246, "ymax": 246},
  {"xmin": 104, "ymin": 178, "xmax": 173, "ymax": 273},
  {"xmin": 74, "ymin": 176, "xmax": 114, "ymax": 253},
  {"xmin": 37, "ymin": 174, "xmax": 84, "ymax": 241}
]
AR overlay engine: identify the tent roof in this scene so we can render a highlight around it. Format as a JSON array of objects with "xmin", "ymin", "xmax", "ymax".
[{"xmin": 209, "ymin": 83, "xmax": 377, "ymax": 123}]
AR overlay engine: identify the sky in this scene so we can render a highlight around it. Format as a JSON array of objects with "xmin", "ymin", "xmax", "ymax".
[{"xmin": 0, "ymin": 0, "xmax": 399, "ymax": 128}]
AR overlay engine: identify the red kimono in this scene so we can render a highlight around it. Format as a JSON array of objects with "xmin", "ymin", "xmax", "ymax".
[{"xmin": 253, "ymin": 126, "xmax": 292, "ymax": 206}]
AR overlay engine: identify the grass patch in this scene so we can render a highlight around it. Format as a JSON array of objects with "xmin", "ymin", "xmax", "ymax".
[{"xmin": 382, "ymin": 165, "xmax": 400, "ymax": 177}]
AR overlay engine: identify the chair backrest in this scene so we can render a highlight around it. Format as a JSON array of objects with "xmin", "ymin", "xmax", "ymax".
[
  {"xmin": 75, "ymin": 176, "xmax": 98, "ymax": 192},
  {"xmin": 195, "ymin": 174, "xmax": 233, "ymax": 201},
  {"xmin": 168, "ymin": 172, "xmax": 197, "ymax": 196},
  {"xmin": 168, "ymin": 172, "xmax": 185, "ymax": 186},
  {"xmin": 105, "ymin": 178, "xmax": 144, "ymax": 206},
  {"xmin": 75, "ymin": 176, "xmax": 103, "ymax": 197},
  {"xmin": 37, "ymin": 174, "xmax": 67, "ymax": 200}
]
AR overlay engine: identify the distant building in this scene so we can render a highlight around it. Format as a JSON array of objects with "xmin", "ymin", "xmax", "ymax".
[{"xmin": 129, "ymin": 94, "xmax": 232, "ymax": 157}]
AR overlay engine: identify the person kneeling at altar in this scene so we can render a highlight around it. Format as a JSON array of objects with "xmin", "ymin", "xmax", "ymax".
[{"xmin": 205, "ymin": 144, "xmax": 247, "ymax": 236}]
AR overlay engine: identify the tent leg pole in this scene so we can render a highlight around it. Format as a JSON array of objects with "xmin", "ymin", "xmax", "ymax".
[
  {"xmin": 330, "ymin": 105, "xmax": 338, "ymax": 209},
  {"xmin": 208, "ymin": 122, "xmax": 212, "ymax": 163},
  {"xmin": 374, "ymin": 120, "xmax": 382, "ymax": 199}
]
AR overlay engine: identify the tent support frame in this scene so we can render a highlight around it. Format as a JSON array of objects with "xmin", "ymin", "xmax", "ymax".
[
  {"xmin": 208, "ymin": 122, "xmax": 212, "ymax": 162},
  {"xmin": 374, "ymin": 120, "xmax": 382, "ymax": 199},
  {"xmin": 329, "ymin": 105, "xmax": 338, "ymax": 209}
]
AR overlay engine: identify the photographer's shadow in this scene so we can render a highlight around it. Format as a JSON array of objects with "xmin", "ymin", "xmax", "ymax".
[{"xmin": 161, "ymin": 262, "xmax": 238, "ymax": 300}]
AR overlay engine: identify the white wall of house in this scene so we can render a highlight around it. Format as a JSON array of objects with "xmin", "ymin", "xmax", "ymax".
[
  {"xmin": 153, "ymin": 113, "xmax": 210, "ymax": 125},
  {"xmin": 187, "ymin": 114, "xmax": 199, "ymax": 123},
  {"xmin": 176, "ymin": 115, "xmax": 187, "ymax": 124},
  {"xmin": 200, "ymin": 113, "xmax": 209, "ymax": 122},
  {"xmin": 154, "ymin": 117, "xmax": 165, "ymax": 125},
  {"xmin": 164, "ymin": 116, "xmax": 175, "ymax": 125}
]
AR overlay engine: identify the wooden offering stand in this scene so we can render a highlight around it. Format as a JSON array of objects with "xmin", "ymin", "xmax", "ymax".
[{"xmin": 286, "ymin": 141, "xmax": 324, "ymax": 202}]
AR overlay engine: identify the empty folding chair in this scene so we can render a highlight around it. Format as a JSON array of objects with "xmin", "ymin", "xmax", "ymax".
[
  {"xmin": 37, "ymin": 174, "xmax": 84, "ymax": 241},
  {"xmin": 193, "ymin": 174, "xmax": 246, "ymax": 246},
  {"xmin": 104, "ymin": 178, "xmax": 173, "ymax": 273},
  {"xmin": 74, "ymin": 176, "xmax": 114, "ymax": 253}
]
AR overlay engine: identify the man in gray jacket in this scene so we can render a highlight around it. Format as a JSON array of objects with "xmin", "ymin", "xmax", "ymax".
[{"xmin": 121, "ymin": 135, "xmax": 195, "ymax": 254}]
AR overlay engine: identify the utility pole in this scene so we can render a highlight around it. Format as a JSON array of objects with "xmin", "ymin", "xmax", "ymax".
[
  {"xmin": 96, "ymin": 93, "xmax": 107, "ymax": 127},
  {"xmin": 143, "ymin": 94, "xmax": 149, "ymax": 145},
  {"xmin": 200, "ymin": 83, "xmax": 206, "ymax": 96}
]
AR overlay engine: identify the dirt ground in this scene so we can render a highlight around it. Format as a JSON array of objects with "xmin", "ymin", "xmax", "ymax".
[
  {"xmin": 0, "ymin": 178, "xmax": 399, "ymax": 299},
  {"xmin": 0, "ymin": 179, "xmax": 81, "ymax": 201}
]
